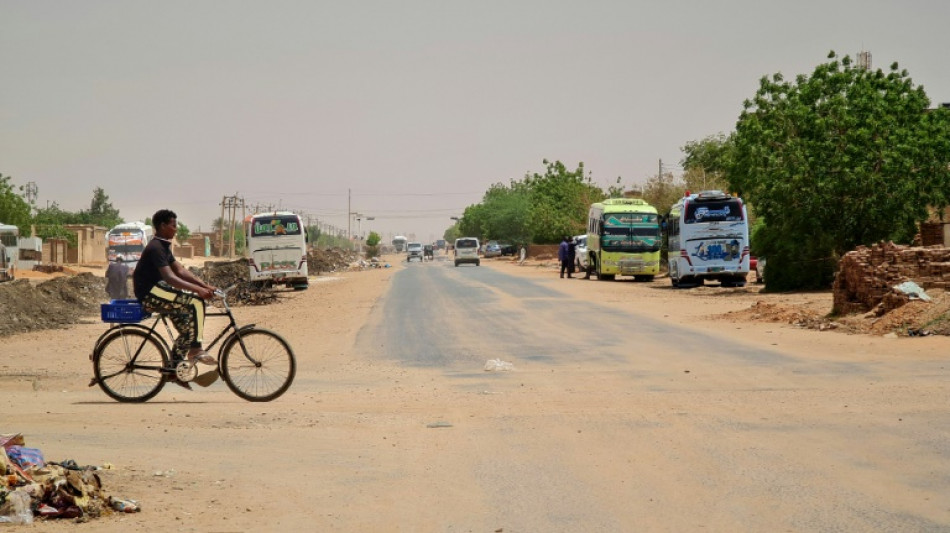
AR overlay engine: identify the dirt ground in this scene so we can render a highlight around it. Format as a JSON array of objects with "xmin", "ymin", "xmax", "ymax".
[{"xmin": 2, "ymin": 253, "xmax": 949, "ymax": 530}]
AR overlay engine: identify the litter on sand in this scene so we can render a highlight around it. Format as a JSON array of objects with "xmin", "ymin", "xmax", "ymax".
[{"xmin": 484, "ymin": 359, "xmax": 514, "ymax": 371}]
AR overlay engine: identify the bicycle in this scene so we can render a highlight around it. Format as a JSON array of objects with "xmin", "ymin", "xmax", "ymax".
[{"xmin": 89, "ymin": 287, "xmax": 296, "ymax": 403}]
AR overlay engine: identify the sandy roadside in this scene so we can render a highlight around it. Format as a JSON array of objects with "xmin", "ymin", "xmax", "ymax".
[{"xmin": 3, "ymin": 254, "xmax": 949, "ymax": 531}]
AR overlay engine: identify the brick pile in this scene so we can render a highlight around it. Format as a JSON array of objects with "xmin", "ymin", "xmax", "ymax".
[{"xmin": 832, "ymin": 241, "xmax": 950, "ymax": 315}]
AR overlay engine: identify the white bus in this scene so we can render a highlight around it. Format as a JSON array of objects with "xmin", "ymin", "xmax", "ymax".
[
  {"xmin": 244, "ymin": 212, "xmax": 309, "ymax": 290},
  {"xmin": 667, "ymin": 190, "xmax": 750, "ymax": 288},
  {"xmin": 0, "ymin": 223, "xmax": 18, "ymax": 282},
  {"xmin": 106, "ymin": 221, "xmax": 154, "ymax": 268}
]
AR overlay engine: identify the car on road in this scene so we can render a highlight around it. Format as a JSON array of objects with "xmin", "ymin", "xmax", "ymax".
[
  {"xmin": 573, "ymin": 234, "xmax": 588, "ymax": 271},
  {"xmin": 407, "ymin": 242, "xmax": 424, "ymax": 262},
  {"xmin": 454, "ymin": 237, "xmax": 480, "ymax": 267}
]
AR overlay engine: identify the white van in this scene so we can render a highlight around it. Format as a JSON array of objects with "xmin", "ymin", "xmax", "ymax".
[{"xmin": 454, "ymin": 237, "xmax": 480, "ymax": 267}]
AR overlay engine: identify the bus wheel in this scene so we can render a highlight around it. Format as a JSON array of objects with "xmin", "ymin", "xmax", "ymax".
[{"xmin": 634, "ymin": 275, "xmax": 654, "ymax": 282}]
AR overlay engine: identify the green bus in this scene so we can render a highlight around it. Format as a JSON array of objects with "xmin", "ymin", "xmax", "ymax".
[{"xmin": 585, "ymin": 198, "xmax": 661, "ymax": 281}]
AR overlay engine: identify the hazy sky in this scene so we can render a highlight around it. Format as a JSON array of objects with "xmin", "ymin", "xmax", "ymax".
[{"xmin": 3, "ymin": 1, "xmax": 949, "ymax": 243}]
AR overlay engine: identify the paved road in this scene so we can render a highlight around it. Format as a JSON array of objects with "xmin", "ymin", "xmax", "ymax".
[{"xmin": 354, "ymin": 259, "xmax": 950, "ymax": 532}]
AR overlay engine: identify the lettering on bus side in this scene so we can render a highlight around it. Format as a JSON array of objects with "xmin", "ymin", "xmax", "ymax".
[
  {"xmin": 258, "ymin": 260, "xmax": 299, "ymax": 271},
  {"xmin": 254, "ymin": 219, "xmax": 300, "ymax": 236},
  {"xmin": 691, "ymin": 239, "xmax": 741, "ymax": 261}
]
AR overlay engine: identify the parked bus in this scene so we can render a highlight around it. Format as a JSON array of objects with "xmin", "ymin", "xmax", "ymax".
[
  {"xmin": 586, "ymin": 198, "xmax": 661, "ymax": 281},
  {"xmin": 666, "ymin": 190, "xmax": 750, "ymax": 288},
  {"xmin": 106, "ymin": 221, "xmax": 153, "ymax": 268},
  {"xmin": 392, "ymin": 235, "xmax": 407, "ymax": 253},
  {"xmin": 0, "ymin": 223, "xmax": 18, "ymax": 282},
  {"xmin": 244, "ymin": 212, "xmax": 309, "ymax": 290}
]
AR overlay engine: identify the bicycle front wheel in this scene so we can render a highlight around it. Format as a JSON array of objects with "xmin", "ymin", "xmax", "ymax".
[
  {"xmin": 94, "ymin": 328, "xmax": 169, "ymax": 402},
  {"xmin": 220, "ymin": 329, "xmax": 296, "ymax": 402}
]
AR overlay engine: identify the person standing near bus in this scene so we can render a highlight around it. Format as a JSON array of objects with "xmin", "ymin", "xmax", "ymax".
[
  {"xmin": 133, "ymin": 209, "xmax": 218, "ymax": 365},
  {"xmin": 558, "ymin": 236, "xmax": 572, "ymax": 278},
  {"xmin": 105, "ymin": 256, "xmax": 130, "ymax": 300}
]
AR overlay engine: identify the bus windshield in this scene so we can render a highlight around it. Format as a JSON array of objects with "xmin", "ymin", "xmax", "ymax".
[
  {"xmin": 601, "ymin": 213, "xmax": 660, "ymax": 253},
  {"xmin": 252, "ymin": 216, "xmax": 302, "ymax": 237},
  {"xmin": 684, "ymin": 199, "xmax": 744, "ymax": 224}
]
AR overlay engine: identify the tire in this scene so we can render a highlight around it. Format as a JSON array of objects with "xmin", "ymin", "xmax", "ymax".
[
  {"xmin": 93, "ymin": 328, "xmax": 169, "ymax": 403},
  {"xmin": 454, "ymin": 261, "xmax": 459, "ymax": 267},
  {"xmin": 476, "ymin": 260, "xmax": 480, "ymax": 266},
  {"xmin": 634, "ymin": 275, "xmax": 654, "ymax": 282},
  {"xmin": 220, "ymin": 329, "xmax": 296, "ymax": 402}
]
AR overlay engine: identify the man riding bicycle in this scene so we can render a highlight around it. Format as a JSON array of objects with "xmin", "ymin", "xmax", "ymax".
[{"xmin": 132, "ymin": 209, "xmax": 218, "ymax": 365}]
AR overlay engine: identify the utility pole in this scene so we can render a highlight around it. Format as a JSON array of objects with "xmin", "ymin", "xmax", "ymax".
[
  {"xmin": 219, "ymin": 194, "xmax": 244, "ymax": 258},
  {"xmin": 347, "ymin": 188, "xmax": 351, "ymax": 241}
]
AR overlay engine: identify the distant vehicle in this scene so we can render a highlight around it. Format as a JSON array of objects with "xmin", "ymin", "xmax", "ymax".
[
  {"xmin": 667, "ymin": 190, "xmax": 750, "ymax": 288},
  {"xmin": 573, "ymin": 235, "xmax": 588, "ymax": 271},
  {"xmin": 106, "ymin": 221, "xmax": 153, "ymax": 269},
  {"xmin": 484, "ymin": 243, "xmax": 502, "ymax": 258},
  {"xmin": 406, "ymin": 242, "xmax": 424, "ymax": 262},
  {"xmin": 0, "ymin": 224, "xmax": 19, "ymax": 282},
  {"xmin": 498, "ymin": 243, "xmax": 516, "ymax": 256},
  {"xmin": 435, "ymin": 239, "xmax": 446, "ymax": 250},
  {"xmin": 586, "ymin": 198, "xmax": 661, "ymax": 281},
  {"xmin": 423, "ymin": 244, "xmax": 434, "ymax": 261},
  {"xmin": 392, "ymin": 236, "xmax": 408, "ymax": 253},
  {"xmin": 244, "ymin": 212, "xmax": 309, "ymax": 290},
  {"xmin": 454, "ymin": 237, "xmax": 480, "ymax": 267}
]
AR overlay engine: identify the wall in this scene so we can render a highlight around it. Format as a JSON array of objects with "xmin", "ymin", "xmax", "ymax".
[
  {"xmin": 832, "ymin": 241, "xmax": 950, "ymax": 314},
  {"xmin": 63, "ymin": 224, "xmax": 108, "ymax": 264}
]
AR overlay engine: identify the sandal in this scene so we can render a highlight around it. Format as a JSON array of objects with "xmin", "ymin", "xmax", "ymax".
[{"xmin": 187, "ymin": 350, "xmax": 217, "ymax": 366}]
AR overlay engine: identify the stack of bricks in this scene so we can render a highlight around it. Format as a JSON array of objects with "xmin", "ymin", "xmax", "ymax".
[
  {"xmin": 832, "ymin": 241, "xmax": 950, "ymax": 315},
  {"xmin": 919, "ymin": 222, "xmax": 945, "ymax": 247}
]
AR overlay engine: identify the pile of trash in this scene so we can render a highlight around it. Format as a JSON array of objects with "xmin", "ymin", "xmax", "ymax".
[
  {"xmin": 188, "ymin": 258, "xmax": 277, "ymax": 306},
  {"xmin": 0, "ymin": 274, "xmax": 106, "ymax": 337},
  {"xmin": 308, "ymin": 247, "xmax": 359, "ymax": 274},
  {"xmin": 1, "ymin": 433, "xmax": 137, "ymax": 524}
]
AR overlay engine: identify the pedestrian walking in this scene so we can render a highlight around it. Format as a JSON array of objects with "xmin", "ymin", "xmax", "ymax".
[{"xmin": 105, "ymin": 256, "xmax": 130, "ymax": 300}]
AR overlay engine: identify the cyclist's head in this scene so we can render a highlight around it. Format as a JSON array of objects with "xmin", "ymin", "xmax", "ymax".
[{"xmin": 152, "ymin": 209, "xmax": 177, "ymax": 230}]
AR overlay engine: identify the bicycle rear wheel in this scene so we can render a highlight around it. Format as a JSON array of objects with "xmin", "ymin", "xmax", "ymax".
[
  {"xmin": 220, "ymin": 328, "xmax": 296, "ymax": 402},
  {"xmin": 94, "ymin": 328, "xmax": 169, "ymax": 402}
]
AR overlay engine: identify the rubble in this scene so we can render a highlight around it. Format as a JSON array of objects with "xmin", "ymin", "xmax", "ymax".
[
  {"xmin": 832, "ymin": 241, "xmax": 950, "ymax": 315},
  {"xmin": 0, "ymin": 274, "xmax": 106, "ymax": 337},
  {"xmin": 188, "ymin": 258, "xmax": 277, "ymax": 306},
  {"xmin": 308, "ymin": 247, "xmax": 359, "ymax": 274}
]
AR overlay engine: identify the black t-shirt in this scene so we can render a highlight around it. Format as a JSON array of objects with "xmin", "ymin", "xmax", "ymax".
[{"xmin": 133, "ymin": 238, "xmax": 175, "ymax": 300}]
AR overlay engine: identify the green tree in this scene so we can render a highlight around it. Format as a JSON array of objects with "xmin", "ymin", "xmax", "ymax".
[
  {"xmin": 366, "ymin": 231, "xmax": 381, "ymax": 247},
  {"xmin": 80, "ymin": 187, "xmax": 122, "ymax": 228},
  {"xmin": 523, "ymin": 160, "xmax": 601, "ymax": 243},
  {"xmin": 443, "ymin": 223, "xmax": 460, "ymax": 243},
  {"xmin": 176, "ymin": 221, "xmax": 191, "ymax": 241},
  {"xmin": 0, "ymin": 174, "xmax": 32, "ymax": 233},
  {"xmin": 641, "ymin": 171, "xmax": 683, "ymax": 216},
  {"xmin": 731, "ymin": 52, "xmax": 950, "ymax": 290}
]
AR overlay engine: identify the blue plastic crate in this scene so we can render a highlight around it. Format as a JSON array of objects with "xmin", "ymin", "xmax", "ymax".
[{"xmin": 100, "ymin": 299, "xmax": 148, "ymax": 323}]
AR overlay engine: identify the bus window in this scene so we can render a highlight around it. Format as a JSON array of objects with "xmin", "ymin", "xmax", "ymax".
[
  {"xmin": 684, "ymin": 199, "xmax": 744, "ymax": 224},
  {"xmin": 252, "ymin": 216, "xmax": 302, "ymax": 237}
]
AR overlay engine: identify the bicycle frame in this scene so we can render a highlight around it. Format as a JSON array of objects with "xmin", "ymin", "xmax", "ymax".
[{"xmin": 91, "ymin": 297, "xmax": 259, "ymax": 381}]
